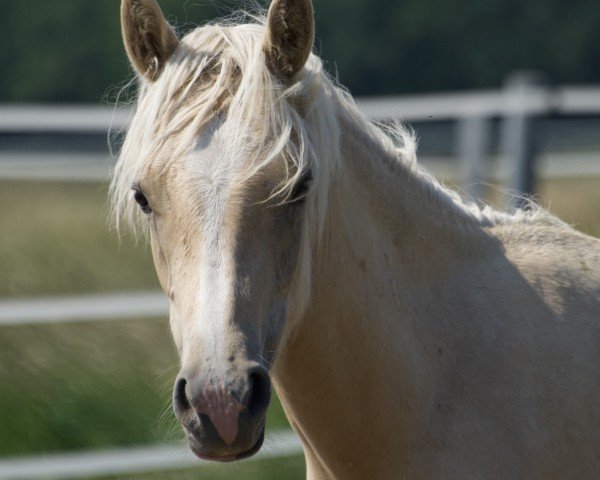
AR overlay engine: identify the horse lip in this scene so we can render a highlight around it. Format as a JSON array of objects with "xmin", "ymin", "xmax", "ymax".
[{"xmin": 189, "ymin": 427, "xmax": 266, "ymax": 463}]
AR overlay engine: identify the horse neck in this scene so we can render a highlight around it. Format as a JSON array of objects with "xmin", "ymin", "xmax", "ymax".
[{"xmin": 273, "ymin": 105, "xmax": 489, "ymax": 476}]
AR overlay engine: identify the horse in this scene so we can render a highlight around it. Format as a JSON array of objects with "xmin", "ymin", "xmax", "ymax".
[{"xmin": 112, "ymin": 0, "xmax": 600, "ymax": 478}]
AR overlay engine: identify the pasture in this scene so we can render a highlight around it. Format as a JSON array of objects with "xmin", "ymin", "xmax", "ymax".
[{"xmin": 0, "ymin": 174, "xmax": 598, "ymax": 478}]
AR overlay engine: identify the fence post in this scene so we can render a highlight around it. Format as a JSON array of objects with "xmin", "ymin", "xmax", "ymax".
[
  {"xmin": 458, "ymin": 115, "xmax": 490, "ymax": 200},
  {"xmin": 500, "ymin": 72, "xmax": 546, "ymax": 209}
]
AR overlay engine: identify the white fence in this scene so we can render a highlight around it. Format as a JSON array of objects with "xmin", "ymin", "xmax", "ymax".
[
  {"xmin": 2, "ymin": 78, "xmax": 600, "ymax": 193},
  {"xmin": 1, "ymin": 82, "xmax": 600, "ymax": 479},
  {"xmin": 0, "ymin": 292, "xmax": 168, "ymax": 327},
  {"xmin": 2, "ymin": 83, "xmax": 600, "ymax": 131},
  {"xmin": 0, "ymin": 431, "xmax": 302, "ymax": 480}
]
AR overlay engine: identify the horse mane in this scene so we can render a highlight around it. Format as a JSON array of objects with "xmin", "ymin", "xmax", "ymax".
[{"xmin": 111, "ymin": 13, "xmax": 563, "ymax": 237}]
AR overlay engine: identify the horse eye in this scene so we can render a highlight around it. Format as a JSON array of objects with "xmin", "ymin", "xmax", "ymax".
[
  {"xmin": 133, "ymin": 190, "xmax": 152, "ymax": 214},
  {"xmin": 290, "ymin": 171, "xmax": 312, "ymax": 204}
]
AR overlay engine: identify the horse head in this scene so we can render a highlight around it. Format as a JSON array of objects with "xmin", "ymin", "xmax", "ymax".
[{"xmin": 116, "ymin": 0, "xmax": 323, "ymax": 462}]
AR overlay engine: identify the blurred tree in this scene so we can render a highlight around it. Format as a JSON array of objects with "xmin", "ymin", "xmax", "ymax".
[
  {"xmin": 0, "ymin": 0, "xmax": 599, "ymax": 103},
  {"xmin": 0, "ymin": 0, "xmax": 219, "ymax": 103}
]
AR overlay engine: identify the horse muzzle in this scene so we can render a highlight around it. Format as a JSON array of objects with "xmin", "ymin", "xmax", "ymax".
[{"xmin": 172, "ymin": 364, "xmax": 271, "ymax": 461}]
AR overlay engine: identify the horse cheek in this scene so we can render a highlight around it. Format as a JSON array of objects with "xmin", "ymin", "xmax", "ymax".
[{"xmin": 150, "ymin": 230, "xmax": 170, "ymax": 292}]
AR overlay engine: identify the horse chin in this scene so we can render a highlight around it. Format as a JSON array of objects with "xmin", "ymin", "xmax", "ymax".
[{"xmin": 188, "ymin": 427, "xmax": 266, "ymax": 463}]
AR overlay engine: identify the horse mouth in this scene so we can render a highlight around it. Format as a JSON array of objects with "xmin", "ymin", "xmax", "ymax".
[{"xmin": 189, "ymin": 428, "xmax": 265, "ymax": 463}]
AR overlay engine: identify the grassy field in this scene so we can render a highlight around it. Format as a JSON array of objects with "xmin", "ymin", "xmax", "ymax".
[
  {"xmin": 0, "ymin": 176, "xmax": 598, "ymax": 478},
  {"xmin": 0, "ymin": 182, "xmax": 158, "ymax": 298},
  {"xmin": 0, "ymin": 319, "xmax": 179, "ymax": 454}
]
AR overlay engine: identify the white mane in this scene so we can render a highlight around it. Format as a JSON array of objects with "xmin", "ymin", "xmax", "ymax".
[{"xmin": 111, "ymin": 16, "xmax": 562, "ymax": 236}]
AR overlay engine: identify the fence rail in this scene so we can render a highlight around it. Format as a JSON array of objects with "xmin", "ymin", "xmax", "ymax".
[
  {"xmin": 3, "ymin": 80, "xmax": 600, "ymax": 196},
  {"xmin": 0, "ymin": 291, "xmax": 167, "ymax": 327},
  {"xmin": 1, "ymin": 84, "xmax": 600, "ymax": 133},
  {"xmin": 0, "ymin": 431, "xmax": 302, "ymax": 480},
  {"xmin": 0, "ymin": 106, "xmax": 130, "ymax": 134}
]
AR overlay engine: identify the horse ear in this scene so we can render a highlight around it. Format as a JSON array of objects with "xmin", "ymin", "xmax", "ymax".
[
  {"xmin": 121, "ymin": 0, "xmax": 179, "ymax": 82},
  {"xmin": 264, "ymin": 0, "xmax": 315, "ymax": 80}
]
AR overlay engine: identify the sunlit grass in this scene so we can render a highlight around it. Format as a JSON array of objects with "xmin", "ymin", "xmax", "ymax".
[
  {"xmin": 0, "ymin": 181, "xmax": 158, "ymax": 298},
  {"xmin": 536, "ymin": 176, "xmax": 600, "ymax": 238},
  {"xmin": 483, "ymin": 176, "xmax": 600, "ymax": 238}
]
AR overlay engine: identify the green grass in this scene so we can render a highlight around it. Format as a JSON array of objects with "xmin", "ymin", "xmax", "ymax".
[
  {"xmin": 0, "ymin": 318, "xmax": 290, "ymax": 456},
  {"xmin": 0, "ymin": 177, "xmax": 598, "ymax": 479},
  {"xmin": 0, "ymin": 319, "xmax": 177, "ymax": 455},
  {"xmin": 0, "ymin": 182, "xmax": 158, "ymax": 298}
]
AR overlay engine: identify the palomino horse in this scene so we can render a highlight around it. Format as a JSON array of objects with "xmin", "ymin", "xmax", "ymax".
[{"xmin": 113, "ymin": 0, "xmax": 600, "ymax": 478}]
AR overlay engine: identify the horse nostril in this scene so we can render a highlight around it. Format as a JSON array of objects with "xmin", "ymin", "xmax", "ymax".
[
  {"xmin": 247, "ymin": 367, "xmax": 271, "ymax": 417},
  {"xmin": 173, "ymin": 377, "xmax": 191, "ymax": 417}
]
